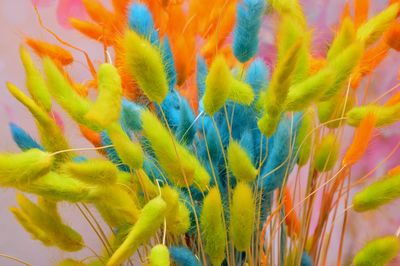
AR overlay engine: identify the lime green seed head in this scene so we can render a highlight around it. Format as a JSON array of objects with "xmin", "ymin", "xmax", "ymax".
[
  {"xmin": 149, "ymin": 244, "xmax": 170, "ymax": 266},
  {"xmin": 357, "ymin": 3, "xmax": 400, "ymax": 46},
  {"xmin": 296, "ymin": 109, "xmax": 314, "ymax": 166},
  {"xmin": 192, "ymin": 161, "xmax": 211, "ymax": 192},
  {"xmin": 141, "ymin": 110, "xmax": 199, "ymax": 187},
  {"xmin": 347, "ymin": 104, "xmax": 400, "ymax": 127},
  {"xmin": 9, "ymin": 207, "xmax": 53, "ymax": 246},
  {"xmin": 320, "ymin": 42, "xmax": 364, "ymax": 100},
  {"xmin": 57, "ymin": 259, "xmax": 87, "ymax": 266},
  {"xmin": 20, "ymin": 46, "xmax": 52, "ymax": 112},
  {"xmin": 203, "ymin": 55, "xmax": 232, "ymax": 115},
  {"xmin": 230, "ymin": 182, "xmax": 255, "ymax": 252},
  {"xmin": 259, "ymin": 39, "xmax": 304, "ymax": 136},
  {"xmin": 353, "ymin": 173, "xmax": 400, "ymax": 212},
  {"xmin": 63, "ymin": 159, "xmax": 118, "ymax": 185},
  {"xmin": 85, "ymin": 63, "xmax": 122, "ymax": 129},
  {"xmin": 15, "ymin": 193, "xmax": 84, "ymax": 251},
  {"xmin": 228, "ymin": 78, "xmax": 255, "ymax": 106},
  {"xmin": 314, "ymin": 133, "xmax": 339, "ymax": 172},
  {"xmin": 94, "ymin": 186, "xmax": 140, "ymax": 227},
  {"xmin": 135, "ymin": 169, "xmax": 159, "ymax": 199},
  {"xmin": 42, "ymin": 57, "xmax": 94, "ymax": 128},
  {"xmin": 270, "ymin": 0, "xmax": 307, "ymax": 28},
  {"xmin": 24, "ymin": 172, "xmax": 91, "ymax": 202},
  {"xmin": 227, "ymin": 140, "xmax": 257, "ymax": 181},
  {"xmin": 200, "ymin": 187, "xmax": 226, "ymax": 266},
  {"xmin": 276, "ymin": 15, "xmax": 310, "ymax": 84},
  {"xmin": 106, "ymin": 196, "xmax": 167, "ymax": 266},
  {"xmin": 258, "ymin": 113, "xmax": 281, "ymax": 137},
  {"xmin": 319, "ymin": 93, "xmax": 355, "ymax": 128},
  {"xmin": 353, "ymin": 236, "xmax": 400, "ymax": 266},
  {"xmin": 268, "ymin": 39, "xmax": 303, "ymax": 108},
  {"xmin": 285, "ymin": 68, "xmax": 334, "ymax": 111},
  {"xmin": 0, "ymin": 149, "xmax": 53, "ymax": 187},
  {"xmin": 327, "ymin": 18, "xmax": 356, "ymax": 61},
  {"xmin": 124, "ymin": 30, "xmax": 168, "ymax": 104},
  {"xmin": 106, "ymin": 123, "xmax": 144, "ymax": 169},
  {"xmin": 6, "ymin": 82, "xmax": 71, "ymax": 162},
  {"xmin": 162, "ymin": 186, "xmax": 190, "ymax": 235}
]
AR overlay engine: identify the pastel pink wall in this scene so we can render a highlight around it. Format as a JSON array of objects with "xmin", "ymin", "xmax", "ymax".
[
  {"xmin": 0, "ymin": 1, "xmax": 105, "ymax": 265},
  {"xmin": 0, "ymin": 0, "xmax": 399, "ymax": 265}
]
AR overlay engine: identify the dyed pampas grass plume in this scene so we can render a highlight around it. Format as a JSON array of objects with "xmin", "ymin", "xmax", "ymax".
[{"xmin": 1, "ymin": 0, "xmax": 400, "ymax": 265}]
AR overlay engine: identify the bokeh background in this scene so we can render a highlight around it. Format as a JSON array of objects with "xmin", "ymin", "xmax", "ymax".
[
  {"xmin": 0, "ymin": 1, "xmax": 105, "ymax": 265},
  {"xmin": 0, "ymin": 0, "xmax": 399, "ymax": 265}
]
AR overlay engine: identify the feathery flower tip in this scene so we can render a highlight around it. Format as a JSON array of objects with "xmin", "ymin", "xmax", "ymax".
[
  {"xmin": 149, "ymin": 244, "xmax": 170, "ymax": 266},
  {"xmin": 233, "ymin": 0, "xmax": 266, "ymax": 62},
  {"xmin": 352, "ymin": 173, "xmax": 400, "ymax": 212},
  {"xmin": 314, "ymin": 134, "xmax": 339, "ymax": 172},
  {"xmin": 203, "ymin": 55, "xmax": 232, "ymax": 115},
  {"xmin": 123, "ymin": 30, "xmax": 168, "ymax": 104},
  {"xmin": 19, "ymin": 46, "xmax": 52, "ymax": 112},
  {"xmin": 25, "ymin": 38, "xmax": 73, "ymax": 66},
  {"xmin": 0, "ymin": 149, "xmax": 52, "ymax": 186},
  {"xmin": 106, "ymin": 196, "xmax": 167, "ymax": 266},
  {"xmin": 230, "ymin": 182, "xmax": 255, "ymax": 251},
  {"xmin": 170, "ymin": 246, "xmax": 201, "ymax": 266},
  {"xmin": 353, "ymin": 236, "xmax": 400, "ymax": 266},
  {"xmin": 200, "ymin": 188, "xmax": 226, "ymax": 266},
  {"xmin": 85, "ymin": 64, "xmax": 123, "ymax": 129},
  {"xmin": 227, "ymin": 140, "xmax": 257, "ymax": 181},
  {"xmin": 384, "ymin": 21, "xmax": 400, "ymax": 51},
  {"xmin": 343, "ymin": 113, "xmax": 376, "ymax": 166}
]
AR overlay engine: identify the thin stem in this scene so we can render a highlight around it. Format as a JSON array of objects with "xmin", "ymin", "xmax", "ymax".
[
  {"xmin": 0, "ymin": 254, "xmax": 31, "ymax": 266},
  {"xmin": 49, "ymin": 145, "xmax": 114, "ymax": 157},
  {"xmin": 76, "ymin": 203, "xmax": 111, "ymax": 256},
  {"xmin": 81, "ymin": 203, "xmax": 113, "ymax": 252}
]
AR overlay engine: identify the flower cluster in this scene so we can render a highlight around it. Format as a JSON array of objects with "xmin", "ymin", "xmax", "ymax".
[{"xmin": 2, "ymin": 0, "xmax": 400, "ymax": 265}]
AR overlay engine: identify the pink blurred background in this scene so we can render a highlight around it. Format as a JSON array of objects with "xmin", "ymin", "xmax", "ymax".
[{"xmin": 0, "ymin": 1, "xmax": 106, "ymax": 265}]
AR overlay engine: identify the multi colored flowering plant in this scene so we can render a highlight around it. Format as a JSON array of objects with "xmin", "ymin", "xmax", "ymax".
[{"xmin": 2, "ymin": 0, "xmax": 400, "ymax": 265}]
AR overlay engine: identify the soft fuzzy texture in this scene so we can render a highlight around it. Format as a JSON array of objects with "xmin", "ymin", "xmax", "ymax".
[
  {"xmin": 233, "ymin": 0, "xmax": 266, "ymax": 62},
  {"xmin": 200, "ymin": 188, "xmax": 226, "ymax": 265},
  {"xmin": 9, "ymin": 123, "xmax": 44, "ymax": 151},
  {"xmin": 353, "ymin": 236, "xmax": 400, "ymax": 266},
  {"xmin": 106, "ymin": 196, "xmax": 167, "ymax": 266},
  {"xmin": 123, "ymin": 30, "xmax": 168, "ymax": 104},
  {"xmin": 314, "ymin": 133, "xmax": 339, "ymax": 172},
  {"xmin": 149, "ymin": 244, "xmax": 170, "ymax": 266},
  {"xmin": 353, "ymin": 173, "xmax": 400, "ymax": 212},
  {"xmin": 170, "ymin": 246, "xmax": 201, "ymax": 266},
  {"xmin": 230, "ymin": 182, "xmax": 255, "ymax": 251}
]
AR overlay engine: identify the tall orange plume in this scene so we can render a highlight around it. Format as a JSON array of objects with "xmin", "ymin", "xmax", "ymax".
[
  {"xmin": 282, "ymin": 187, "xmax": 301, "ymax": 238},
  {"xmin": 201, "ymin": 2, "xmax": 237, "ymax": 58},
  {"xmin": 112, "ymin": 0, "xmax": 132, "ymax": 13},
  {"xmin": 389, "ymin": 0, "xmax": 400, "ymax": 15},
  {"xmin": 82, "ymin": 0, "xmax": 114, "ymax": 26},
  {"xmin": 354, "ymin": 0, "xmax": 370, "ymax": 27},
  {"xmin": 114, "ymin": 39, "xmax": 140, "ymax": 100},
  {"xmin": 69, "ymin": 18, "xmax": 112, "ymax": 46},
  {"xmin": 310, "ymin": 57, "xmax": 327, "ymax": 74},
  {"xmin": 385, "ymin": 91, "xmax": 400, "ymax": 106},
  {"xmin": 343, "ymin": 113, "xmax": 376, "ymax": 166},
  {"xmin": 79, "ymin": 125, "xmax": 103, "ymax": 152},
  {"xmin": 145, "ymin": 0, "xmax": 170, "ymax": 35},
  {"xmin": 341, "ymin": 2, "xmax": 352, "ymax": 22},
  {"xmin": 351, "ymin": 39, "xmax": 389, "ymax": 88},
  {"xmin": 384, "ymin": 21, "xmax": 400, "ymax": 51},
  {"xmin": 25, "ymin": 38, "xmax": 73, "ymax": 66},
  {"xmin": 388, "ymin": 165, "xmax": 400, "ymax": 176}
]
